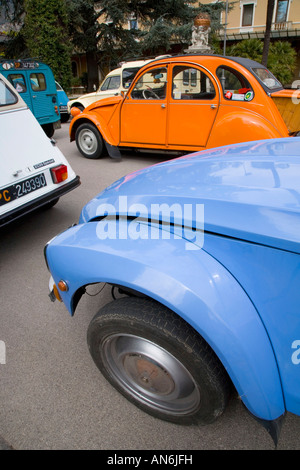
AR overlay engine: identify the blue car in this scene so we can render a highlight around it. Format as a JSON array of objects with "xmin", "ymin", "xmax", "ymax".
[
  {"xmin": 44, "ymin": 137, "xmax": 300, "ymax": 445},
  {"xmin": 55, "ymin": 81, "xmax": 70, "ymax": 123}
]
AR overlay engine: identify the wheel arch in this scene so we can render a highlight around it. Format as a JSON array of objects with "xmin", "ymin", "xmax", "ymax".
[
  {"xmin": 69, "ymin": 113, "xmax": 116, "ymax": 146},
  {"xmin": 70, "ymin": 101, "xmax": 84, "ymax": 110},
  {"xmin": 207, "ymin": 108, "xmax": 288, "ymax": 149},
  {"xmin": 46, "ymin": 221, "xmax": 285, "ymax": 422}
]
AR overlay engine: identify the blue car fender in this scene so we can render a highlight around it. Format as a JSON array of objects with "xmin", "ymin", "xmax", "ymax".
[{"xmin": 46, "ymin": 219, "xmax": 285, "ymax": 422}]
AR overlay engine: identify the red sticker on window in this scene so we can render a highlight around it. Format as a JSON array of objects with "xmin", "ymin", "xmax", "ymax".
[{"xmin": 225, "ymin": 91, "xmax": 232, "ymax": 99}]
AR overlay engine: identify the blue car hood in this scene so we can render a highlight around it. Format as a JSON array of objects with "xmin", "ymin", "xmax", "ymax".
[{"xmin": 81, "ymin": 138, "xmax": 300, "ymax": 254}]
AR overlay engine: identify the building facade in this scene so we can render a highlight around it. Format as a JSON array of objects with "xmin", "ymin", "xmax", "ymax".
[{"xmin": 201, "ymin": 0, "xmax": 300, "ymax": 82}]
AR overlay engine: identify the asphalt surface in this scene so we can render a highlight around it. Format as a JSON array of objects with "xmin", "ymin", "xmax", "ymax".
[{"xmin": 1, "ymin": 121, "xmax": 300, "ymax": 451}]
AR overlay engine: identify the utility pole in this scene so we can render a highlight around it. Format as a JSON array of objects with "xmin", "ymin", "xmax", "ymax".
[{"xmin": 223, "ymin": 0, "xmax": 229, "ymax": 56}]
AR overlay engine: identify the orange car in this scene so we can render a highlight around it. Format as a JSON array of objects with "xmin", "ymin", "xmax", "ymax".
[{"xmin": 69, "ymin": 55, "xmax": 300, "ymax": 159}]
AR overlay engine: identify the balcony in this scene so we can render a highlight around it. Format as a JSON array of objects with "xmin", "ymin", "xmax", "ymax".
[{"xmin": 273, "ymin": 21, "xmax": 292, "ymax": 31}]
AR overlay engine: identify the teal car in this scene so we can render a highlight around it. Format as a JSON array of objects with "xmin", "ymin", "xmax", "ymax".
[{"xmin": 0, "ymin": 59, "xmax": 61, "ymax": 137}]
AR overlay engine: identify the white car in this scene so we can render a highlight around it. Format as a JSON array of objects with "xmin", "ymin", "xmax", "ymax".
[
  {"xmin": 67, "ymin": 59, "xmax": 151, "ymax": 113},
  {"xmin": 0, "ymin": 72, "xmax": 80, "ymax": 227}
]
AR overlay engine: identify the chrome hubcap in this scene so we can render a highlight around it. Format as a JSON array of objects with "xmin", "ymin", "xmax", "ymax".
[
  {"xmin": 78, "ymin": 129, "xmax": 97, "ymax": 155},
  {"xmin": 101, "ymin": 334, "xmax": 200, "ymax": 415}
]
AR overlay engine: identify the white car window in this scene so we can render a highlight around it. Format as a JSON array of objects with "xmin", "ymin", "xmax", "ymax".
[
  {"xmin": 0, "ymin": 78, "xmax": 18, "ymax": 106},
  {"xmin": 101, "ymin": 76, "xmax": 120, "ymax": 91}
]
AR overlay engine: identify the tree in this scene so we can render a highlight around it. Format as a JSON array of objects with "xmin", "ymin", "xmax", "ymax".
[
  {"xmin": 65, "ymin": 0, "xmax": 100, "ymax": 91},
  {"xmin": 0, "ymin": 0, "xmax": 26, "ymax": 58},
  {"xmin": 23, "ymin": 0, "xmax": 72, "ymax": 89},
  {"xmin": 96, "ymin": 0, "xmax": 227, "ymax": 65},
  {"xmin": 262, "ymin": 0, "xmax": 275, "ymax": 66},
  {"xmin": 136, "ymin": 0, "xmax": 199, "ymax": 56},
  {"xmin": 2, "ymin": 1, "xmax": 228, "ymax": 90},
  {"xmin": 267, "ymin": 41, "xmax": 297, "ymax": 85},
  {"xmin": 227, "ymin": 38, "xmax": 296, "ymax": 86},
  {"xmin": 227, "ymin": 38, "xmax": 263, "ymax": 62}
]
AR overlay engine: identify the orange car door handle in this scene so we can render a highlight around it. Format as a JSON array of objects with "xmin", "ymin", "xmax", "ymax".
[
  {"xmin": 161, "ymin": 104, "xmax": 166, "ymax": 109},
  {"xmin": 211, "ymin": 104, "xmax": 217, "ymax": 109}
]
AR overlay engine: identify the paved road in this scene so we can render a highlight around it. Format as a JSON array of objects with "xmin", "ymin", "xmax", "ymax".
[{"xmin": 0, "ymin": 122, "xmax": 299, "ymax": 450}]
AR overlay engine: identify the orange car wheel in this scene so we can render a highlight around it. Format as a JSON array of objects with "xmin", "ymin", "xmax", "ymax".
[{"xmin": 75, "ymin": 123, "xmax": 104, "ymax": 159}]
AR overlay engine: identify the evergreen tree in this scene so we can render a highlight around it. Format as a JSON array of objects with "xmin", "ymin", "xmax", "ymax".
[
  {"xmin": 267, "ymin": 41, "xmax": 296, "ymax": 85},
  {"xmin": 0, "ymin": 0, "xmax": 26, "ymax": 58},
  {"xmin": 65, "ymin": 0, "xmax": 100, "ymax": 90},
  {"xmin": 96, "ymin": 0, "xmax": 227, "ymax": 62},
  {"xmin": 24, "ymin": 0, "xmax": 72, "ymax": 89},
  {"xmin": 2, "ymin": 0, "xmax": 228, "ymax": 90},
  {"xmin": 227, "ymin": 38, "xmax": 296, "ymax": 86},
  {"xmin": 227, "ymin": 38, "xmax": 263, "ymax": 62}
]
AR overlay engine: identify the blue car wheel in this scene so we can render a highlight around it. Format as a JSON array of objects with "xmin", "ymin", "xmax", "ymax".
[{"xmin": 87, "ymin": 297, "xmax": 231, "ymax": 424}]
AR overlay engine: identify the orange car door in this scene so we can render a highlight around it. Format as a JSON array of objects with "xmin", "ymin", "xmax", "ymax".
[
  {"xmin": 167, "ymin": 64, "xmax": 219, "ymax": 148},
  {"xmin": 120, "ymin": 66, "xmax": 168, "ymax": 146}
]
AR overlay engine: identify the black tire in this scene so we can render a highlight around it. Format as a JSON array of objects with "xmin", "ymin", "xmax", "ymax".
[
  {"xmin": 60, "ymin": 113, "xmax": 70, "ymax": 123},
  {"xmin": 75, "ymin": 123, "xmax": 104, "ymax": 159},
  {"xmin": 87, "ymin": 297, "xmax": 231, "ymax": 425},
  {"xmin": 71, "ymin": 104, "xmax": 84, "ymax": 112},
  {"xmin": 42, "ymin": 123, "xmax": 55, "ymax": 138}
]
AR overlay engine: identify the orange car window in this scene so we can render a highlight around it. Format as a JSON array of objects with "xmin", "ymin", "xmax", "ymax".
[
  {"xmin": 216, "ymin": 66, "xmax": 254, "ymax": 102},
  {"xmin": 172, "ymin": 66, "xmax": 216, "ymax": 100},
  {"xmin": 130, "ymin": 67, "xmax": 167, "ymax": 100}
]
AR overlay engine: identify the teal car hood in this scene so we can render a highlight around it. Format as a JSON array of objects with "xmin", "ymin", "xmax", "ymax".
[{"xmin": 80, "ymin": 138, "xmax": 300, "ymax": 253}]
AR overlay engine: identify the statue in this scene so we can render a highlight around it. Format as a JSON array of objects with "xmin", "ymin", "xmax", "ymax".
[{"xmin": 186, "ymin": 13, "xmax": 212, "ymax": 54}]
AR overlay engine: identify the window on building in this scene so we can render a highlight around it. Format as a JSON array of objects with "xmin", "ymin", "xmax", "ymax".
[
  {"xmin": 71, "ymin": 61, "xmax": 78, "ymax": 78},
  {"xmin": 276, "ymin": 0, "xmax": 289, "ymax": 23},
  {"xmin": 129, "ymin": 18, "xmax": 138, "ymax": 30},
  {"xmin": 242, "ymin": 4, "xmax": 254, "ymax": 27},
  {"xmin": 129, "ymin": 15, "xmax": 138, "ymax": 30}
]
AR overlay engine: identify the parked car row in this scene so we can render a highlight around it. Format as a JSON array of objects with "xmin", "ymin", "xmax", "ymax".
[
  {"xmin": 2, "ymin": 52, "xmax": 300, "ymax": 446},
  {"xmin": 0, "ymin": 72, "xmax": 79, "ymax": 227},
  {"xmin": 67, "ymin": 59, "xmax": 152, "ymax": 113}
]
